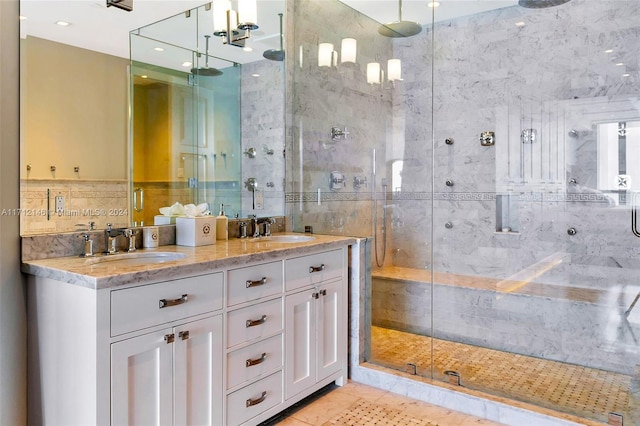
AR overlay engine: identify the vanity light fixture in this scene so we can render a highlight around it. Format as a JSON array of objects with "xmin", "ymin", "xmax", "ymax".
[
  {"xmin": 367, "ymin": 59, "xmax": 402, "ymax": 86},
  {"xmin": 213, "ymin": 0, "xmax": 259, "ymax": 49}
]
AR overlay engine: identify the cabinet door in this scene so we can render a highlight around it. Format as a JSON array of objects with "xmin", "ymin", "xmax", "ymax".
[
  {"xmin": 111, "ymin": 330, "xmax": 173, "ymax": 426},
  {"xmin": 174, "ymin": 315, "xmax": 223, "ymax": 426},
  {"xmin": 316, "ymin": 280, "xmax": 344, "ymax": 382},
  {"xmin": 284, "ymin": 289, "xmax": 316, "ymax": 399}
]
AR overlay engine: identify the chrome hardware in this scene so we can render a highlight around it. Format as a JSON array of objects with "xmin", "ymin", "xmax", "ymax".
[
  {"xmin": 445, "ymin": 179, "xmax": 454, "ymax": 187},
  {"xmin": 89, "ymin": 221, "xmax": 96, "ymax": 231},
  {"xmin": 133, "ymin": 187, "xmax": 144, "ymax": 213},
  {"xmin": 353, "ymin": 176, "xmax": 368, "ymax": 189},
  {"xmin": 567, "ymin": 228, "xmax": 577, "ymax": 236},
  {"xmin": 479, "ymin": 131, "xmax": 495, "ymax": 146},
  {"xmin": 445, "ymin": 138, "xmax": 454, "ymax": 145},
  {"xmin": 104, "ymin": 223, "xmax": 124, "ymax": 254},
  {"xmin": 123, "ymin": 229, "xmax": 137, "ymax": 252},
  {"xmin": 239, "ymin": 221, "xmax": 248, "ymax": 238},
  {"xmin": 159, "ymin": 294, "xmax": 188, "ymax": 309},
  {"xmin": 330, "ymin": 171, "xmax": 346, "ymax": 191},
  {"xmin": 164, "ymin": 334, "xmax": 175, "ymax": 344},
  {"xmin": 569, "ymin": 178, "xmax": 578, "ymax": 184},
  {"xmin": 255, "ymin": 217, "xmax": 276, "ymax": 237},
  {"xmin": 245, "ymin": 178, "xmax": 258, "ymax": 192},
  {"xmin": 313, "ymin": 292, "xmax": 319, "ymax": 299},
  {"xmin": 632, "ymin": 192, "xmax": 640, "ymax": 238},
  {"xmin": 79, "ymin": 234, "xmax": 94, "ymax": 258},
  {"xmin": 74, "ymin": 166, "xmax": 80, "ymax": 173},
  {"xmin": 521, "ymin": 128, "xmax": 537, "ymax": 144},
  {"xmin": 246, "ymin": 391, "xmax": 267, "ymax": 407},
  {"xmin": 245, "ymin": 353, "xmax": 267, "ymax": 367},
  {"xmin": 445, "ymin": 222, "xmax": 453, "ymax": 229},
  {"xmin": 309, "ymin": 264, "xmax": 325, "ymax": 273},
  {"xmin": 246, "ymin": 315, "xmax": 267, "ymax": 328},
  {"xmin": 178, "ymin": 331, "xmax": 190, "ymax": 341},
  {"xmin": 330, "ymin": 126, "xmax": 349, "ymax": 141},
  {"xmin": 246, "ymin": 277, "xmax": 267, "ymax": 288},
  {"xmin": 244, "ymin": 147, "xmax": 257, "ymax": 158}
]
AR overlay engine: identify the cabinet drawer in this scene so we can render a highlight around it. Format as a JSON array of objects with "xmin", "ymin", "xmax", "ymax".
[
  {"xmin": 227, "ymin": 334, "xmax": 283, "ymax": 389},
  {"xmin": 226, "ymin": 370, "xmax": 283, "ymax": 426},
  {"xmin": 285, "ymin": 249, "xmax": 344, "ymax": 291},
  {"xmin": 111, "ymin": 273, "xmax": 223, "ymax": 336},
  {"xmin": 227, "ymin": 261, "xmax": 283, "ymax": 307},
  {"xmin": 227, "ymin": 297, "xmax": 283, "ymax": 348}
]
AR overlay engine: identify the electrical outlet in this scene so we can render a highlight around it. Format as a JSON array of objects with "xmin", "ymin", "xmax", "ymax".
[{"xmin": 55, "ymin": 195, "xmax": 65, "ymax": 215}]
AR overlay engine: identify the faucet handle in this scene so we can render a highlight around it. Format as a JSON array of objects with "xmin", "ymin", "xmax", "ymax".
[
  {"xmin": 124, "ymin": 229, "xmax": 138, "ymax": 252},
  {"xmin": 78, "ymin": 233, "xmax": 95, "ymax": 257}
]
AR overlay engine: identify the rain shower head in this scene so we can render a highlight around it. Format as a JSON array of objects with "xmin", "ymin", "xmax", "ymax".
[
  {"xmin": 378, "ymin": 0, "xmax": 422, "ymax": 38},
  {"xmin": 191, "ymin": 35, "xmax": 223, "ymax": 77},
  {"xmin": 263, "ymin": 13, "xmax": 285, "ymax": 61},
  {"xmin": 518, "ymin": 0, "xmax": 571, "ymax": 8}
]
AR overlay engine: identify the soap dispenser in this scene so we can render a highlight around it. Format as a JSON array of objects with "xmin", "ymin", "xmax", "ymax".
[{"xmin": 216, "ymin": 204, "xmax": 228, "ymax": 240}]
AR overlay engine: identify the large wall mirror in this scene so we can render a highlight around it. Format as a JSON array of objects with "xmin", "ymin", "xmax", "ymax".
[{"xmin": 19, "ymin": 0, "xmax": 285, "ymax": 235}]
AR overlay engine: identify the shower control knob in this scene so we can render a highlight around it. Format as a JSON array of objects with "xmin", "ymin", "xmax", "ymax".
[
  {"xmin": 445, "ymin": 138, "xmax": 454, "ymax": 145},
  {"xmin": 567, "ymin": 228, "xmax": 577, "ymax": 236},
  {"xmin": 445, "ymin": 222, "xmax": 453, "ymax": 229},
  {"xmin": 445, "ymin": 179, "xmax": 454, "ymax": 187}
]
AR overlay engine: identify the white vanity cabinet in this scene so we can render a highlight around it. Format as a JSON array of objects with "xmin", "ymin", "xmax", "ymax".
[
  {"xmin": 284, "ymin": 249, "xmax": 347, "ymax": 402},
  {"xmin": 26, "ymin": 240, "xmax": 351, "ymax": 426}
]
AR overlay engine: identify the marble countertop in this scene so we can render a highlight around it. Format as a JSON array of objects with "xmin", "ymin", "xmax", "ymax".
[{"xmin": 21, "ymin": 233, "xmax": 356, "ymax": 290}]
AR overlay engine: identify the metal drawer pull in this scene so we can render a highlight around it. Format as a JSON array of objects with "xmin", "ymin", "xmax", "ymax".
[
  {"xmin": 246, "ymin": 277, "xmax": 267, "ymax": 288},
  {"xmin": 246, "ymin": 391, "xmax": 267, "ymax": 407},
  {"xmin": 246, "ymin": 315, "xmax": 267, "ymax": 328},
  {"xmin": 159, "ymin": 294, "xmax": 188, "ymax": 309},
  {"xmin": 309, "ymin": 264, "xmax": 325, "ymax": 273},
  {"xmin": 245, "ymin": 353, "xmax": 267, "ymax": 367},
  {"xmin": 178, "ymin": 331, "xmax": 190, "ymax": 341},
  {"xmin": 164, "ymin": 333, "xmax": 175, "ymax": 344}
]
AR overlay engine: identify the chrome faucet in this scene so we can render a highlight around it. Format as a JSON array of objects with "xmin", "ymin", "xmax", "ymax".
[
  {"xmin": 256, "ymin": 217, "xmax": 276, "ymax": 237},
  {"xmin": 123, "ymin": 229, "xmax": 138, "ymax": 252},
  {"xmin": 104, "ymin": 223, "xmax": 124, "ymax": 254},
  {"xmin": 79, "ymin": 234, "xmax": 95, "ymax": 257}
]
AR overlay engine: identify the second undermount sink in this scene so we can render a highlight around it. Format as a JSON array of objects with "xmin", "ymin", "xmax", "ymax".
[
  {"xmin": 86, "ymin": 251, "xmax": 187, "ymax": 266},
  {"xmin": 251, "ymin": 235, "xmax": 316, "ymax": 243}
]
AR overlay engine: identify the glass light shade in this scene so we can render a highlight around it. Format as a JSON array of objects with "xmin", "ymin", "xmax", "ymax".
[
  {"xmin": 367, "ymin": 62, "xmax": 381, "ymax": 84},
  {"xmin": 318, "ymin": 43, "xmax": 334, "ymax": 67},
  {"xmin": 238, "ymin": 0, "xmax": 257, "ymax": 25},
  {"xmin": 388, "ymin": 59, "xmax": 402, "ymax": 81},
  {"xmin": 341, "ymin": 38, "xmax": 357, "ymax": 64},
  {"xmin": 213, "ymin": 0, "xmax": 231, "ymax": 32}
]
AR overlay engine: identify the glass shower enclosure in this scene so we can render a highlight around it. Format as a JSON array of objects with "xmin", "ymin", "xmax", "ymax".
[{"xmin": 289, "ymin": 0, "xmax": 640, "ymax": 423}]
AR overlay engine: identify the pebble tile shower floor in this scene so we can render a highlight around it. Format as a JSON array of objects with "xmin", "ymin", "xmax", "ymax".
[{"xmin": 370, "ymin": 326, "xmax": 631, "ymax": 422}]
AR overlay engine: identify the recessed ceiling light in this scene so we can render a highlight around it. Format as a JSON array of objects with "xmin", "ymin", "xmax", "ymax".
[
  {"xmin": 19, "ymin": 15, "xmax": 27, "ymax": 20},
  {"xmin": 182, "ymin": 62, "xmax": 192, "ymax": 67},
  {"xmin": 604, "ymin": 49, "xmax": 614, "ymax": 53},
  {"xmin": 140, "ymin": 75, "xmax": 148, "ymax": 79},
  {"xmin": 515, "ymin": 21, "xmax": 526, "ymax": 27},
  {"xmin": 154, "ymin": 47, "xmax": 165, "ymax": 52},
  {"xmin": 622, "ymin": 73, "xmax": 630, "ymax": 77},
  {"xmin": 252, "ymin": 73, "xmax": 260, "ymax": 77},
  {"xmin": 615, "ymin": 62, "xmax": 624, "ymax": 66},
  {"xmin": 428, "ymin": 1, "xmax": 440, "ymax": 7},
  {"xmin": 55, "ymin": 20, "xmax": 70, "ymax": 26},
  {"xmin": 243, "ymin": 46, "xmax": 253, "ymax": 52}
]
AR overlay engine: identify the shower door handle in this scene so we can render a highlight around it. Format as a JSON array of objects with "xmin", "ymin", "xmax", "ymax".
[{"xmin": 632, "ymin": 192, "xmax": 640, "ymax": 237}]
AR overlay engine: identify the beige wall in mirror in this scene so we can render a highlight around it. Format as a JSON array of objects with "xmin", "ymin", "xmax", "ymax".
[{"xmin": 20, "ymin": 36, "xmax": 129, "ymax": 235}]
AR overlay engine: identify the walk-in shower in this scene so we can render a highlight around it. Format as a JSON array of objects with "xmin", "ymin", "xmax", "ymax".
[{"xmin": 290, "ymin": 0, "xmax": 640, "ymax": 424}]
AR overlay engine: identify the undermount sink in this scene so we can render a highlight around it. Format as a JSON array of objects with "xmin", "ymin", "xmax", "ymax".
[
  {"xmin": 250, "ymin": 235, "xmax": 316, "ymax": 243},
  {"xmin": 86, "ymin": 251, "xmax": 187, "ymax": 266}
]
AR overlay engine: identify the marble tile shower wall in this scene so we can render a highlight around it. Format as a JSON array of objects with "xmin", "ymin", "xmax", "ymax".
[{"xmin": 20, "ymin": 179, "xmax": 129, "ymax": 235}]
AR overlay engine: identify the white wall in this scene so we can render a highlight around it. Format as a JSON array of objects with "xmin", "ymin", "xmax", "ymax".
[{"xmin": 0, "ymin": 0, "xmax": 27, "ymax": 425}]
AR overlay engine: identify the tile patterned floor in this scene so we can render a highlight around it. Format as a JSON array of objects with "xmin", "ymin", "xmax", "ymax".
[
  {"xmin": 370, "ymin": 326, "xmax": 632, "ymax": 423},
  {"xmin": 263, "ymin": 381, "xmax": 504, "ymax": 426}
]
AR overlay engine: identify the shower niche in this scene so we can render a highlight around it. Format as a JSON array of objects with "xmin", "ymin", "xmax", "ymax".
[{"xmin": 496, "ymin": 193, "xmax": 519, "ymax": 233}]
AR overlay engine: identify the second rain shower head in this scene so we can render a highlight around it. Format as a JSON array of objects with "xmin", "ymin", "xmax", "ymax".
[
  {"xmin": 263, "ymin": 13, "xmax": 285, "ymax": 62},
  {"xmin": 378, "ymin": 0, "xmax": 422, "ymax": 38},
  {"xmin": 191, "ymin": 35, "xmax": 223, "ymax": 77},
  {"xmin": 518, "ymin": 0, "xmax": 571, "ymax": 8}
]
